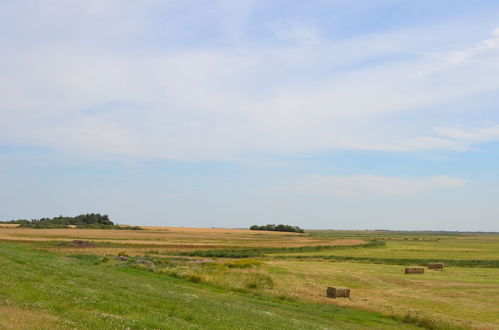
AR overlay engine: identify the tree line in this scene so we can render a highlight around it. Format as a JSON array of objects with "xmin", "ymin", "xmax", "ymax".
[
  {"xmin": 249, "ymin": 224, "xmax": 304, "ymax": 233},
  {"xmin": 0, "ymin": 213, "xmax": 142, "ymax": 230}
]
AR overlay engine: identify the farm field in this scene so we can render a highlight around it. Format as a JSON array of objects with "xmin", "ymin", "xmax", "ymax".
[
  {"xmin": 0, "ymin": 227, "xmax": 498, "ymax": 329},
  {"xmin": 283, "ymin": 231, "xmax": 499, "ymax": 260}
]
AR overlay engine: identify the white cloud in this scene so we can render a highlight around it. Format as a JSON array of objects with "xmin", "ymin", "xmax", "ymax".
[
  {"xmin": 1, "ymin": 3, "xmax": 499, "ymax": 161},
  {"xmin": 447, "ymin": 28, "xmax": 499, "ymax": 64},
  {"xmin": 434, "ymin": 124, "xmax": 499, "ymax": 143},
  {"xmin": 291, "ymin": 175, "xmax": 467, "ymax": 197},
  {"xmin": 272, "ymin": 23, "xmax": 322, "ymax": 45}
]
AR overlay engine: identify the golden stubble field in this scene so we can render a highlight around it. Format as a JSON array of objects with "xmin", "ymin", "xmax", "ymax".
[
  {"xmin": 0, "ymin": 226, "xmax": 363, "ymax": 246},
  {"xmin": 0, "ymin": 226, "xmax": 363, "ymax": 256}
]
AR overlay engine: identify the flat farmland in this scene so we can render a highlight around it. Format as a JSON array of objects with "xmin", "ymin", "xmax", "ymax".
[
  {"xmin": 0, "ymin": 227, "xmax": 363, "ymax": 256},
  {"xmin": 0, "ymin": 227, "xmax": 498, "ymax": 329}
]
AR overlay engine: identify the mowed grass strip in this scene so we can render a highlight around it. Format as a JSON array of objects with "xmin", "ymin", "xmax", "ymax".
[{"xmin": 0, "ymin": 242, "xmax": 416, "ymax": 329}]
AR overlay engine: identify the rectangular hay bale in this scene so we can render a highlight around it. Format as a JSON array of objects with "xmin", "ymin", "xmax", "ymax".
[
  {"xmin": 428, "ymin": 262, "xmax": 444, "ymax": 269},
  {"xmin": 405, "ymin": 267, "xmax": 424, "ymax": 274},
  {"xmin": 327, "ymin": 287, "xmax": 350, "ymax": 298}
]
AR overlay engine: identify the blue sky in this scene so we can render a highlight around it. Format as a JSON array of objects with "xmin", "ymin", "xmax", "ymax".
[{"xmin": 1, "ymin": 0, "xmax": 499, "ymax": 230}]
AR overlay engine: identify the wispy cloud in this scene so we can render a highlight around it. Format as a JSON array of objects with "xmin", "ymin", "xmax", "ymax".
[
  {"xmin": 1, "ymin": 2, "xmax": 499, "ymax": 162},
  {"xmin": 271, "ymin": 23, "xmax": 322, "ymax": 45},
  {"xmin": 434, "ymin": 124, "xmax": 499, "ymax": 143},
  {"xmin": 290, "ymin": 175, "xmax": 467, "ymax": 197},
  {"xmin": 447, "ymin": 28, "xmax": 499, "ymax": 64}
]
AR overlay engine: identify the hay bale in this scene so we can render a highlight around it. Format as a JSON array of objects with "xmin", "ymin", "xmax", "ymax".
[
  {"xmin": 405, "ymin": 267, "xmax": 424, "ymax": 274},
  {"xmin": 327, "ymin": 287, "xmax": 350, "ymax": 298},
  {"xmin": 428, "ymin": 262, "xmax": 444, "ymax": 269}
]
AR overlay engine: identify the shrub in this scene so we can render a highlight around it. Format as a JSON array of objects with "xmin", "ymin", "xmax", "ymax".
[
  {"xmin": 184, "ymin": 274, "xmax": 202, "ymax": 283},
  {"xmin": 243, "ymin": 273, "xmax": 274, "ymax": 290},
  {"xmin": 250, "ymin": 224, "xmax": 304, "ymax": 233},
  {"xmin": 224, "ymin": 259, "xmax": 262, "ymax": 268},
  {"xmin": 132, "ymin": 264, "xmax": 150, "ymax": 271},
  {"xmin": 3, "ymin": 213, "xmax": 144, "ymax": 230}
]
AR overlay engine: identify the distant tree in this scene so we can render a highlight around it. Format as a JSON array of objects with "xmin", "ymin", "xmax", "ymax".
[
  {"xmin": 1, "ymin": 213, "xmax": 141, "ymax": 230},
  {"xmin": 249, "ymin": 224, "xmax": 304, "ymax": 233}
]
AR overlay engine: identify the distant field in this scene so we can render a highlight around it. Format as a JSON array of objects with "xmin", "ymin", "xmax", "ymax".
[
  {"xmin": 1, "ymin": 227, "xmax": 498, "ymax": 329},
  {"xmin": 0, "ymin": 227, "xmax": 363, "ymax": 255},
  {"xmin": 0, "ymin": 224, "xmax": 19, "ymax": 228},
  {"xmin": 280, "ymin": 232, "xmax": 499, "ymax": 260}
]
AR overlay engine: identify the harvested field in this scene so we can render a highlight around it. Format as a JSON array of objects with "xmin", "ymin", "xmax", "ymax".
[
  {"xmin": 267, "ymin": 259, "xmax": 499, "ymax": 329},
  {"xmin": 0, "ymin": 227, "xmax": 366, "ymax": 257}
]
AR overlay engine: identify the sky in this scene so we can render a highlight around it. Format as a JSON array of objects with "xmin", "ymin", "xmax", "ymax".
[{"xmin": 1, "ymin": 0, "xmax": 499, "ymax": 231}]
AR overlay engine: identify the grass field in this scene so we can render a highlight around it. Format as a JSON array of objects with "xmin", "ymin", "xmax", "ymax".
[{"xmin": 0, "ymin": 227, "xmax": 498, "ymax": 329}]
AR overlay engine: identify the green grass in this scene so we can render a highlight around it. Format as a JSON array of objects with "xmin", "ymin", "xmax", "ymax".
[
  {"xmin": 278, "ymin": 255, "xmax": 499, "ymax": 268},
  {"xmin": 275, "ymin": 234, "xmax": 499, "ymax": 262},
  {"xmin": 180, "ymin": 241, "xmax": 385, "ymax": 258},
  {"xmin": 0, "ymin": 242, "xmax": 417, "ymax": 329}
]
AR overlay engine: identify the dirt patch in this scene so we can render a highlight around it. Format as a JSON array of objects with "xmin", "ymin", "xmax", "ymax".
[
  {"xmin": 57, "ymin": 240, "xmax": 97, "ymax": 248},
  {"xmin": 0, "ymin": 305, "xmax": 58, "ymax": 329}
]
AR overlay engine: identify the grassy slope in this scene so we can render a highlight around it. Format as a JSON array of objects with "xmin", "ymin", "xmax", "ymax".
[{"xmin": 0, "ymin": 242, "xmax": 415, "ymax": 330}]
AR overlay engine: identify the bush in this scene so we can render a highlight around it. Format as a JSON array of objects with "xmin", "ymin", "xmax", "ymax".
[
  {"xmin": 4, "ymin": 213, "xmax": 144, "ymax": 230},
  {"xmin": 224, "ymin": 259, "xmax": 262, "ymax": 268},
  {"xmin": 250, "ymin": 224, "xmax": 304, "ymax": 233},
  {"xmin": 132, "ymin": 264, "xmax": 150, "ymax": 271},
  {"xmin": 184, "ymin": 274, "xmax": 202, "ymax": 283}
]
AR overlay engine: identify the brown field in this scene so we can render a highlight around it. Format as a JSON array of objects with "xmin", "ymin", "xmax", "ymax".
[
  {"xmin": 0, "ymin": 224, "xmax": 20, "ymax": 228},
  {"xmin": 0, "ymin": 227, "xmax": 362, "ymax": 246},
  {"xmin": 0, "ymin": 226, "xmax": 364, "ymax": 256},
  {"xmin": 0, "ymin": 305, "xmax": 58, "ymax": 329}
]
